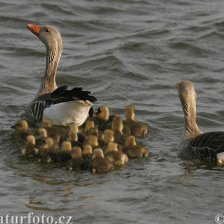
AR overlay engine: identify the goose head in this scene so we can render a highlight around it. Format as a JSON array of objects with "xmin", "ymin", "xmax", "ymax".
[
  {"xmin": 27, "ymin": 24, "xmax": 62, "ymax": 52},
  {"xmin": 176, "ymin": 80, "xmax": 197, "ymax": 115}
]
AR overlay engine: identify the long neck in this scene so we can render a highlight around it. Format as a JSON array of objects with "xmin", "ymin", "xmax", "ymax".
[
  {"xmin": 37, "ymin": 45, "xmax": 62, "ymax": 96},
  {"xmin": 182, "ymin": 97, "xmax": 201, "ymax": 140}
]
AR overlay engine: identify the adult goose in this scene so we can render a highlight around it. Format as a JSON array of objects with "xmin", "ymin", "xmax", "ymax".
[
  {"xmin": 25, "ymin": 24, "xmax": 96, "ymax": 126},
  {"xmin": 176, "ymin": 80, "xmax": 224, "ymax": 166}
]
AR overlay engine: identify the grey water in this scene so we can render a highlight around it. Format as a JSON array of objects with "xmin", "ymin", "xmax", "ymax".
[{"xmin": 0, "ymin": 0, "xmax": 224, "ymax": 223}]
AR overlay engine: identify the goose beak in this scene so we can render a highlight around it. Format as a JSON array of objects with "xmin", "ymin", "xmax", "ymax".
[{"xmin": 27, "ymin": 24, "xmax": 43, "ymax": 36}]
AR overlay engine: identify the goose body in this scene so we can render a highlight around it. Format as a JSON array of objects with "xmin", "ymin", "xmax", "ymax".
[
  {"xmin": 177, "ymin": 80, "xmax": 224, "ymax": 166},
  {"xmin": 25, "ymin": 24, "xmax": 96, "ymax": 126}
]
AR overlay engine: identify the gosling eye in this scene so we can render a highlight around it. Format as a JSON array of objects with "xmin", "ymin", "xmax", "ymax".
[{"xmin": 45, "ymin": 28, "xmax": 50, "ymax": 33}]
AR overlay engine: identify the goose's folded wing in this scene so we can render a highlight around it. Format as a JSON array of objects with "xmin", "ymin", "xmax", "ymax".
[
  {"xmin": 189, "ymin": 131, "xmax": 224, "ymax": 153},
  {"xmin": 188, "ymin": 131, "xmax": 224, "ymax": 163},
  {"xmin": 26, "ymin": 86, "xmax": 97, "ymax": 122}
]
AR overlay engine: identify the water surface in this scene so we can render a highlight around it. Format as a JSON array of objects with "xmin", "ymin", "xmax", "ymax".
[{"xmin": 0, "ymin": 1, "xmax": 224, "ymax": 223}]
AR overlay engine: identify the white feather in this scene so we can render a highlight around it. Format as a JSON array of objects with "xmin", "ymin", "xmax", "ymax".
[{"xmin": 43, "ymin": 100, "xmax": 93, "ymax": 126}]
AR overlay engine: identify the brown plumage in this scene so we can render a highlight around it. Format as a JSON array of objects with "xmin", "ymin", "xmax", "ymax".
[{"xmin": 89, "ymin": 148, "xmax": 114, "ymax": 174}]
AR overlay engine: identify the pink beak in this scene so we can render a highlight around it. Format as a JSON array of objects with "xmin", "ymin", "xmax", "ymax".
[{"xmin": 27, "ymin": 24, "xmax": 43, "ymax": 36}]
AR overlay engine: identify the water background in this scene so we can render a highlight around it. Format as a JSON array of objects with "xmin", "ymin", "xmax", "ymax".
[{"xmin": 0, "ymin": 1, "xmax": 224, "ymax": 223}]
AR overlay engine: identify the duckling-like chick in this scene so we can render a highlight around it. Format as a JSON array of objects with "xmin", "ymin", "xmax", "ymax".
[
  {"xmin": 20, "ymin": 134, "xmax": 39, "ymax": 158},
  {"xmin": 38, "ymin": 137, "xmax": 60, "ymax": 163},
  {"xmin": 103, "ymin": 129, "xmax": 114, "ymax": 144},
  {"xmin": 12, "ymin": 119, "xmax": 32, "ymax": 143},
  {"xmin": 58, "ymin": 140, "xmax": 73, "ymax": 164},
  {"xmin": 94, "ymin": 106, "xmax": 110, "ymax": 131},
  {"xmin": 124, "ymin": 105, "xmax": 149, "ymax": 138},
  {"xmin": 36, "ymin": 128, "xmax": 48, "ymax": 147},
  {"xmin": 66, "ymin": 147, "xmax": 86, "ymax": 171},
  {"xmin": 87, "ymin": 135, "xmax": 99, "ymax": 149},
  {"xmin": 82, "ymin": 144, "xmax": 93, "ymax": 160},
  {"xmin": 105, "ymin": 142, "xmax": 128, "ymax": 167},
  {"xmin": 123, "ymin": 135, "xmax": 149, "ymax": 158},
  {"xmin": 89, "ymin": 148, "xmax": 114, "ymax": 174},
  {"xmin": 112, "ymin": 115, "xmax": 126, "ymax": 145},
  {"xmin": 67, "ymin": 130, "xmax": 82, "ymax": 148},
  {"xmin": 68, "ymin": 123, "xmax": 86, "ymax": 144},
  {"xmin": 84, "ymin": 119, "xmax": 98, "ymax": 136},
  {"xmin": 41, "ymin": 118, "xmax": 65, "ymax": 144}
]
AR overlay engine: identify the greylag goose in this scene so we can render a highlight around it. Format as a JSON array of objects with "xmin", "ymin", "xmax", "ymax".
[
  {"xmin": 25, "ymin": 24, "xmax": 96, "ymax": 126},
  {"xmin": 176, "ymin": 80, "xmax": 224, "ymax": 166}
]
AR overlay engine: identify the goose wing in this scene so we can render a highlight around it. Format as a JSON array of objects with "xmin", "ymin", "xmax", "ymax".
[
  {"xmin": 26, "ymin": 86, "xmax": 97, "ymax": 122},
  {"xmin": 188, "ymin": 131, "xmax": 224, "ymax": 163}
]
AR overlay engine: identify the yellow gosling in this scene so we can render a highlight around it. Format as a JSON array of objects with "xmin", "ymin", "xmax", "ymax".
[
  {"xmin": 123, "ymin": 135, "xmax": 149, "ymax": 158},
  {"xmin": 124, "ymin": 105, "xmax": 149, "ymax": 138},
  {"xmin": 87, "ymin": 135, "xmax": 99, "ymax": 148},
  {"xmin": 90, "ymin": 148, "xmax": 113, "ymax": 174},
  {"xmin": 83, "ymin": 144, "xmax": 93, "ymax": 159},
  {"xmin": 105, "ymin": 142, "xmax": 128, "ymax": 166},
  {"xmin": 66, "ymin": 146, "xmax": 86, "ymax": 171},
  {"xmin": 20, "ymin": 134, "xmax": 39, "ymax": 157},
  {"xmin": 103, "ymin": 129, "xmax": 114, "ymax": 144}
]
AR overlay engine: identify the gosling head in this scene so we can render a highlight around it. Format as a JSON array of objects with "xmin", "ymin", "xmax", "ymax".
[
  {"xmin": 88, "ymin": 135, "xmax": 98, "ymax": 147},
  {"xmin": 61, "ymin": 141, "xmax": 72, "ymax": 152},
  {"xmin": 112, "ymin": 115, "xmax": 124, "ymax": 133},
  {"xmin": 44, "ymin": 137, "xmax": 54, "ymax": 148},
  {"xmin": 106, "ymin": 142, "xmax": 118, "ymax": 153},
  {"xmin": 85, "ymin": 120, "xmax": 95, "ymax": 131},
  {"xmin": 26, "ymin": 135, "xmax": 36, "ymax": 145},
  {"xmin": 71, "ymin": 147, "xmax": 82, "ymax": 159},
  {"xmin": 125, "ymin": 135, "xmax": 136, "ymax": 147},
  {"xmin": 69, "ymin": 123, "xmax": 79, "ymax": 133},
  {"xmin": 14, "ymin": 120, "xmax": 29, "ymax": 131},
  {"xmin": 37, "ymin": 128, "xmax": 48, "ymax": 138},
  {"xmin": 83, "ymin": 144, "xmax": 93, "ymax": 155},
  {"xmin": 92, "ymin": 148, "xmax": 104, "ymax": 159},
  {"xmin": 97, "ymin": 106, "xmax": 110, "ymax": 120},
  {"xmin": 68, "ymin": 130, "xmax": 78, "ymax": 142},
  {"xmin": 41, "ymin": 118, "xmax": 53, "ymax": 128},
  {"xmin": 125, "ymin": 105, "xmax": 136, "ymax": 121},
  {"xmin": 103, "ymin": 129, "xmax": 114, "ymax": 143}
]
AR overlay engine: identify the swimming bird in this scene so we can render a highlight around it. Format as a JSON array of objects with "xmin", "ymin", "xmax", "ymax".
[
  {"xmin": 82, "ymin": 144, "xmax": 93, "ymax": 160},
  {"xmin": 105, "ymin": 142, "xmax": 128, "ymax": 167},
  {"xmin": 123, "ymin": 135, "xmax": 149, "ymax": 158},
  {"xmin": 20, "ymin": 135, "xmax": 39, "ymax": 158},
  {"xmin": 38, "ymin": 137, "xmax": 60, "ymax": 163},
  {"xmin": 111, "ymin": 115, "xmax": 126, "ymax": 145},
  {"xmin": 25, "ymin": 24, "xmax": 96, "ymax": 126},
  {"xmin": 87, "ymin": 135, "xmax": 99, "ymax": 149},
  {"xmin": 89, "ymin": 148, "xmax": 114, "ymax": 174},
  {"xmin": 176, "ymin": 80, "xmax": 224, "ymax": 167},
  {"xmin": 66, "ymin": 146, "xmax": 86, "ymax": 171},
  {"xmin": 94, "ymin": 106, "xmax": 110, "ymax": 131},
  {"xmin": 84, "ymin": 119, "xmax": 98, "ymax": 137},
  {"xmin": 12, "ymin": 119, "xmax": 32, "ymax": 143},
  {"xmin": 124, "ymin": 105, "xmax": 149, "ymax": 138}
]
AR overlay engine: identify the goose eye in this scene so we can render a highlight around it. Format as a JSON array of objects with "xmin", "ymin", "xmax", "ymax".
[{"xmin": 45, "ymin": 28, "xmax": 49, "ymax": 33}]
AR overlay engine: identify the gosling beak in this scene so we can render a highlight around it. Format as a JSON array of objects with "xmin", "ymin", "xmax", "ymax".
[{"xmin": 27, "ymin": 24, "xmax": 43, "ymax": 36}]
